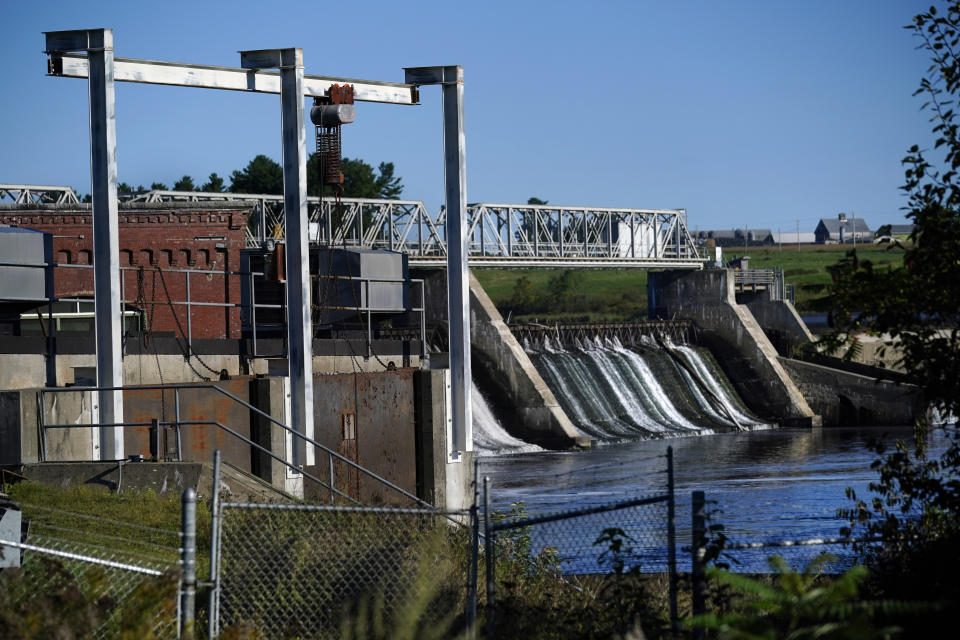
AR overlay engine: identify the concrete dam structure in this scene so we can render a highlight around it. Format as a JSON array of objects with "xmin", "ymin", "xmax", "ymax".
[{"xmin": 470, "ymin": 266, "xmax": 924, "ymax": 453}]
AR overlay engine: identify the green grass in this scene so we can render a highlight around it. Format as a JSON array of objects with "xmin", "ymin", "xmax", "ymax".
[
  {"xmin": 6, "ymin": 481, "xmax": 210, "ymax": 574},
  {"xmin": 473, "ymin": 268, "xmax": 648, "ymax": 322},
  {"xmin": 737, "ymin": 243, "xmax": 906, "ymax": 310},
  {"xmin": 472, "ymin": 243, "xmax": 909, "ymax": 319}
]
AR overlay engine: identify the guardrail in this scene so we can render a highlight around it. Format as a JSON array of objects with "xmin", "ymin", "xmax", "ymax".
[
  {"xmin": 37, "ymin": 383, "xmax": 435, "ymax": 509},
  {"xmin": 2, "ymin": 260, "xmax": 426, "ymax": 361}
]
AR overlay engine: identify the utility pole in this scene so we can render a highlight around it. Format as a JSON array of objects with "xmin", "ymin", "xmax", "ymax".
[{"xmin": 852, "ymin": 210, "xmax": 856, "ymax": 247}]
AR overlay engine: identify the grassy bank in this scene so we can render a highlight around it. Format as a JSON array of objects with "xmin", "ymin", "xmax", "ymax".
[
  {"xmin": 6, "ymin": 481, "xmax": 207, "ymax": 573},
  {"xmin": 472, "ymin": 242, "xmax": 907, "ymax": 321}
]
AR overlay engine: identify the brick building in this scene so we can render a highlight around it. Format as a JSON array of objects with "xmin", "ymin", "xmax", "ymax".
[{"xmin": 0, "ymin": 202, "xmax": 250, "ymax": 339}]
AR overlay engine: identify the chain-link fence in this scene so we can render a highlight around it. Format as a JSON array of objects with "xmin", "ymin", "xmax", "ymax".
[
  {"xmin": 212, "ymin": 503, "xmax": 472, "ymax": 639},
  {"xmin": 482, "ymin": 448, "xmax": 679, "ymax": 638},
  {"xmin": 0, "ymin": 534, "xmax": 179, "ymax": 639}
]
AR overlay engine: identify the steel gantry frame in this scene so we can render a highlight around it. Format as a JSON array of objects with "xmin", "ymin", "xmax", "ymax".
[
  {"xmin": 42, "ymin": 29, "xmax": 472, "ymax": 466},
  {"xmin": 116, "ymin": 190, "xmax": 703, "ymax": 268}
]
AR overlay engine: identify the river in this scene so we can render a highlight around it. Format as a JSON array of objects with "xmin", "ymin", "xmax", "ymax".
[{"xmin": 476, "ymin": 425, "xmax": 950, "ymax": 572}]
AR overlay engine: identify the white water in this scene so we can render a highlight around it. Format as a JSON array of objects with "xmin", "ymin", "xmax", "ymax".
[
  {"xmin": 672, "ymin": 343, "xmax": 768, "ymax": 429},
  {"xmin": 523, "ymin": 339, "xmax": 768, "ymax": 442},
  {"xmin": 472, "ymin": 384, "xmax": 544, "ymax": 456}
]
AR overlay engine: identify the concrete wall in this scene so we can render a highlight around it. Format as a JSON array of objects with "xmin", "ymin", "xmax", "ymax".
[
  {"xmin": 779, "ymin": 358, "xmax": 922, "ymax": 426},
  {"xmin": 414, "ymin": 368, "xmax": 473, "ymax": 511},
  {"xmin": 1, "ymin": 360, "xmax": 467, "ymax": 508},
  {"xmin": 0, "ymin": 337, "xmax": 421, "ymax": 390},
  {"xmin": 649, "ymin": 269, "xmax": 819, "ymax": 425},
  {"xmin": 741, "ymin": 289, "xmax": 816, "ymax": 353},
  {"xmin": 411, "ymin": 267, "xmax": 585, "ymax": 448},
  {"xmin": 468, "ymin": 272, "xmax": 586, "ymax": 448}
]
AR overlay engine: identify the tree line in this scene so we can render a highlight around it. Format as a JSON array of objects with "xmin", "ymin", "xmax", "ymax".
[{"xmin": 80, "ymin": 155, "xmax": 403, "ymax": 201}]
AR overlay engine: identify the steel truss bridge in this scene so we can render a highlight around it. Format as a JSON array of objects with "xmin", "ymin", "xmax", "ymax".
[{"xmin": 2, "ymin": 185, "xmax": 703, "ymax": 268}]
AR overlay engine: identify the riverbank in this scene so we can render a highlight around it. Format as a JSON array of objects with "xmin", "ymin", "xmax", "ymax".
[{"xmin": 472, "ymin": 243, "xmax": 905, "ymax": 322}]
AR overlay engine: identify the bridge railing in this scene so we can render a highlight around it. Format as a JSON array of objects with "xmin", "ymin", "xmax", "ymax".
[{"xmin": 117, "ymin": 190, "xmax": 703, "ymax": 267}]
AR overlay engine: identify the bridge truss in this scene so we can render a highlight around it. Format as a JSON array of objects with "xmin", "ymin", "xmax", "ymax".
[
  {"xmin": 0, "ymin": 184, "xmax": 80, "ymax": 205},
  {"xmin": 126, "ymin": 190, "xmax": 703, "ymax": 268}
]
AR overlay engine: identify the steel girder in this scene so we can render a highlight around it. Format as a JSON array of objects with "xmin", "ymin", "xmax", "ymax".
[
  {"xmin": 28, "ymin": 187, "xmax": 703, "ymax": 268},
  {"xmin": 0, "ymin": 184, "xmax": 81, "ymax": 205}
]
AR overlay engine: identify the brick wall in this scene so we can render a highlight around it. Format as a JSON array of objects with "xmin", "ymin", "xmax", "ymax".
[{"xmin": 0, "ymin": 205, "xmax": 249, "ymax": 339}]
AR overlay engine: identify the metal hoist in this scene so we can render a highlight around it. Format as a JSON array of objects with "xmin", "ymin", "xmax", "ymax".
[{"xmin": 311, "ymin": 83, "xmax": 355, "ymax": 208}]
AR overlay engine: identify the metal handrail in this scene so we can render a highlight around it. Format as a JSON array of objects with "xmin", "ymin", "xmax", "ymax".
[
  {"xmin": 38, "ymin": 383, "xmax": 435, "ymax": 510},
  {"xmin": 10, "ymin": 259, "xmax": 427, "ymax": 359},
  {"xmin": 42, "ymin": 418, "xmax": 360, "ymax": 505}
]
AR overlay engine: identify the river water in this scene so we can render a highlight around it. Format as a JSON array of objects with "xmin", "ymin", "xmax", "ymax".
[
  {"xmin": 477, "ymin": 424, "xmax": 949, "ymax": 572},
  {"xmin": 472, "ymin": 338, "xmax": 950, "ymax": 572}
]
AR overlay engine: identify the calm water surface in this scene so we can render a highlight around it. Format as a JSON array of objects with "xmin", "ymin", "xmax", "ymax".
[{"xmin": 478, "ymin": 426, "xmax": 949, "ymax": 571}]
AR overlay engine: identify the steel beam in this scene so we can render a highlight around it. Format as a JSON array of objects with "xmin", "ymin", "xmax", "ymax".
[
  {"xmin": 49, "ymin": 53, "xmax": 419, "ymax": 105},
  {"xmin": 44, "ymin": 29, "xmax": 124, "ymax": 460},
  {"xmin": 240, "ymin": 48, "xmax": 315, "ymax": 469},
  {"xmin": 406, "ymin": 65, "xmax": 471, "ymax": 461}
]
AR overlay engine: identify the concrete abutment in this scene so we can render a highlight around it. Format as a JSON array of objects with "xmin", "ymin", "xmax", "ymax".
[{"xmin": 648, "ymin": 268, "xmax": 821, "ymax": 426}]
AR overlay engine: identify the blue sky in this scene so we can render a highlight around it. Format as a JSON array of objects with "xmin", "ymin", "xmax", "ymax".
[{"xmin": 0, "ymin": 1, "xmax": 933, "ymax": 231}]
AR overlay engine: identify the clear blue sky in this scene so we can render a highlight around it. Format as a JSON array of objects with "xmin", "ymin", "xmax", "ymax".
[{"xmin": 0, "ymin": 0, "xmax": 934, "ymax": 232}]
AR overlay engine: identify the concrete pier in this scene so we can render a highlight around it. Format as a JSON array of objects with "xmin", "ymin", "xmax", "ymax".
[{"xmin": 649, "ymin": 269, "xmax": 820, "ymax": 426}]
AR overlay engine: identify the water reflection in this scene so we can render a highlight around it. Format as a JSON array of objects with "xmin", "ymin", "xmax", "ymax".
[{"xmin": 479, "ymin": 426, "xmax": 949, "ymax": 571}]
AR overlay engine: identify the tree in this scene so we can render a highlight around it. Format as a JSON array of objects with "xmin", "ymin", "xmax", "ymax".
[
  {"xmin": 874, "ymin": 223, "xmax": 893, "ymax": 238},
  {"xmin": 230, "ymin": 154, "xmax": 283, "ymax": 194},
  {"xmin": 826, "ymin": 2, "xmax": 960, "ymax": 628},
  {"xmin": 117, "ymin": 182, "xmax": 134, "ymax": 194},
  {"xmin": 150, "ymin": 182, "xmax": 168, "ymax": 191},
  {"xmin": 307, "ymin": 155, "xmax": 404, "ymax": 199},
  {"xmin": 509, "ymin": 276, "xmax": 539, "ymax": 315},
  {"xmin": 201, "ymin": 172, "xmax": 225, "ymax": 193},
  {"xmin": 546, "ymin": 270, "xmax": 585, "ymax": 310},
  {"xmin": 173, "ymin": 175, "xmax": 196, "ymax": 191},
  {"xmin": 527, "ymin": 197, "xmax": 548, "ymax": 205}
]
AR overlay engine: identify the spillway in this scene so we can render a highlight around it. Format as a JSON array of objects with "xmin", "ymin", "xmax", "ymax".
[
  {"xmin": 472, "ymin": 336, "xmax": 767, "ymax": 448},
  {"xmin": 472, "ymin": 384, "xmax": 545, "ymax": 456}
]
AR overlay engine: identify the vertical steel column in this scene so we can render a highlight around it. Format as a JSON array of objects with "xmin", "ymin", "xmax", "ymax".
[
  {"xmin": 442, "ymin": 66, "xmax": 470, "ymax": 459},
  {"xmin": 44, "ymin": 238, "xmax": 56, "ymax": 387},
  {"xmin": 241, "ymin": 48, "xmax": 314, "ymax": 469},
  {"xmin": 606, "ymin": 212, "xmax": 613, "ymax": 257},
  {"xmin": 533, "ymin": 210, "xmax": 539, "ymax": 257},
  {"xmin": 583, "ymin": 211, "xmax": 588, "ymax": 256},
  {"xmin": 45, "ymin": 29, "xmax": 124, "ymax": 460},
  {"xmin": 675, "ymin": 211, "xmax": 682, "ymax": 258},
  {"xmin": 405, "ymin": 65, "xmax": 470, "ymax": 459}
]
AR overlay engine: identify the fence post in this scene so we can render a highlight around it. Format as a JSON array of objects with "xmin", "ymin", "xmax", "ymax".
[
  {"xmin": 666, "ymin": 446, "xmax": 678, "ymax": 635},
  {"xmin": 180, "ymin": 488, "xmax": 197, "ymax": 639},
  {"xmin": 484, "ymin": 476, "xmax": 494, "ymax": 640},
  {"xmin": 208, "ymin": 450, "xmax": 221, "ymax": 640},
  {"xmin": 467, "ymin": 456, "xmax": 479, "ymax": 638},
  {"xmin": 691, "ymin": 490, "xmax": 706, "ymax": 630}
]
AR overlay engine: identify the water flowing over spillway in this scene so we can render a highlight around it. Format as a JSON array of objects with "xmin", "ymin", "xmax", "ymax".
[
  {"xmin": 472, "ymin": 385, "xmax": 544, "ymax": 456},
  {"xmin": 527, "ymin": 336, "xmax": 766, "ymax": 442}
]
